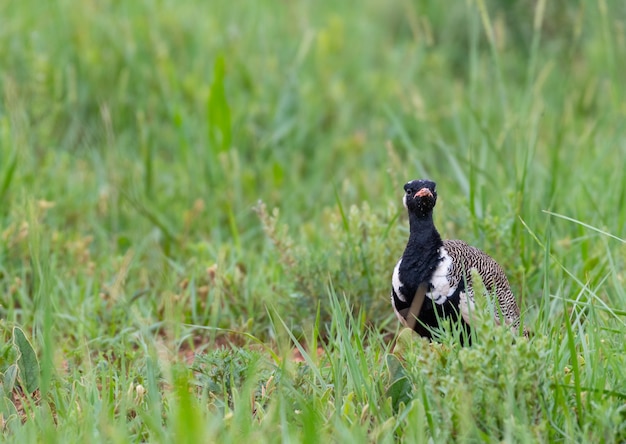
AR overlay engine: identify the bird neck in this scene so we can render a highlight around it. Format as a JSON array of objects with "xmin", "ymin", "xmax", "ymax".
[
  {"xmin": 403, "ymin": 212, "xmax": 443, "ymax": 273},
  {"xmin": 407, "ymin": 212, "xmax": 441, "ymax": 245}
]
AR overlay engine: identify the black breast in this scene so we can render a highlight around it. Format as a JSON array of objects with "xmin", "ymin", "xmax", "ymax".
[{"xmin": 414, "ymin": 282, "xmax": 469, "ymax": 342}]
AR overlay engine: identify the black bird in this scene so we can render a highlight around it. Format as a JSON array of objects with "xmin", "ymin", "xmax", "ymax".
[{"xmin": 391, "ymin": 179, "xmax": 524, "ymax": 340}]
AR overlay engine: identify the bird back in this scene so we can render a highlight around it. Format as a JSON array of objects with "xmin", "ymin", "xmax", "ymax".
[{"xmin": 442, "ymin": 239, "xmax": 522, "ymax": 329}]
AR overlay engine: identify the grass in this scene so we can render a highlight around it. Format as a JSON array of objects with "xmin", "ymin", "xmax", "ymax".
[{"xmin": 1, "ymin": 0, "xmax": 626, "ymax": 441}]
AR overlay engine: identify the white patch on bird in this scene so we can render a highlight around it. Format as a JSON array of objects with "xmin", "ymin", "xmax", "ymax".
[
  {"xmin": 426, "ymin": 247, "xmax": 456, "ymax": 305},
  {"xmin": 392, "ymin": 258, "xmax": 405, "ymax": 302},
  {"xmin": 459, "ymin": 291, "xmax": 475, "ymax": 325},
  {"xmin": 402, "ymin": 194, "xmax": 408, "ymax": 209}
]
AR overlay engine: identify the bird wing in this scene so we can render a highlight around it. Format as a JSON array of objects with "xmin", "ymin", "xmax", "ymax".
[{"xmin": 442, "ymin": 240, "xmax": 521, "ymax": 329}]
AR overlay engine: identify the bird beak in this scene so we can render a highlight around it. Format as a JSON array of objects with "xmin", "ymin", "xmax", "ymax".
[{"xmin": 415, "ymin": 188, "xmax": 433, "ymax": 198}]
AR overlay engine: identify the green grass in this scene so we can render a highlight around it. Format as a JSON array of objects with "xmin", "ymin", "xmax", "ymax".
[{"xmin": 1, "ymin": 0, "xmax": 626, "ymax": 441}]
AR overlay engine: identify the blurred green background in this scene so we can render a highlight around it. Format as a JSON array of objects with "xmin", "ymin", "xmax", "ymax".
[{"xmin": 1, "ymin": 0, "xmax": 625, "ymax": 441}]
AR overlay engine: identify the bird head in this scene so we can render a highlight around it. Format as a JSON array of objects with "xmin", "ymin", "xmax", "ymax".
[{"xmin": 403, "ymin": 179, "xmax": 437, "ymax": 216}]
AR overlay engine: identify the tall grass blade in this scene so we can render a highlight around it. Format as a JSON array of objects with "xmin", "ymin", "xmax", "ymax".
[
  {"xmin": 0, "ymin": 149, "xmax": 17, "ymax": 206},
  {"xmin": 542, "ymin": 210, "xmax": 626, "ymax": 244},
  {"xmin": 207, "ymin": 55, "xmax": 232, "ymax": 154}
]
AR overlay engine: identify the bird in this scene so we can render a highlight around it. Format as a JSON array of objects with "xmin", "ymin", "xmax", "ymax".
[{"xmin": 391, "ymin": 179, "xmax": 524, "ymax": 341}]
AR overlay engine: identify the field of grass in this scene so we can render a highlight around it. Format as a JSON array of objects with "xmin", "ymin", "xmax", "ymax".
[{"xmin": 1, "ymin": 0, "xmax": 626, "ymax": 441}]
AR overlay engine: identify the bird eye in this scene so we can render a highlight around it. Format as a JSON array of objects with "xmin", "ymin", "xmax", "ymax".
[{"xmin": 406, "ymin": 189, "xmax": 412, "ymax": 195}]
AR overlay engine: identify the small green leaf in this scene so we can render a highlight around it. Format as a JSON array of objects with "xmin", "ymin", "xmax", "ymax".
[
  {"xmin": 392, "ymin": 327, "xmax": 418, "ymax": 356},
  {"xmin": 13, "ymin": 327, "xmax": 40, "ymax": 394},
  {"xmin": 0, "ymin": 390, "xmax": 18, "ymax": 421},
  {"xmin": 3, "ymin": 364, "xmax": 18, "ymax": 393},
  {"xmin": 385, "ymin": 353, "xmax": 413, "ymax": 411},
  {"xmin": 386, "ymin": 377, "xmax": 413, "ymax": 412},
  {"xmin": 385, "ymin": 353, "xmax": 406, "ymax": 382}
]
